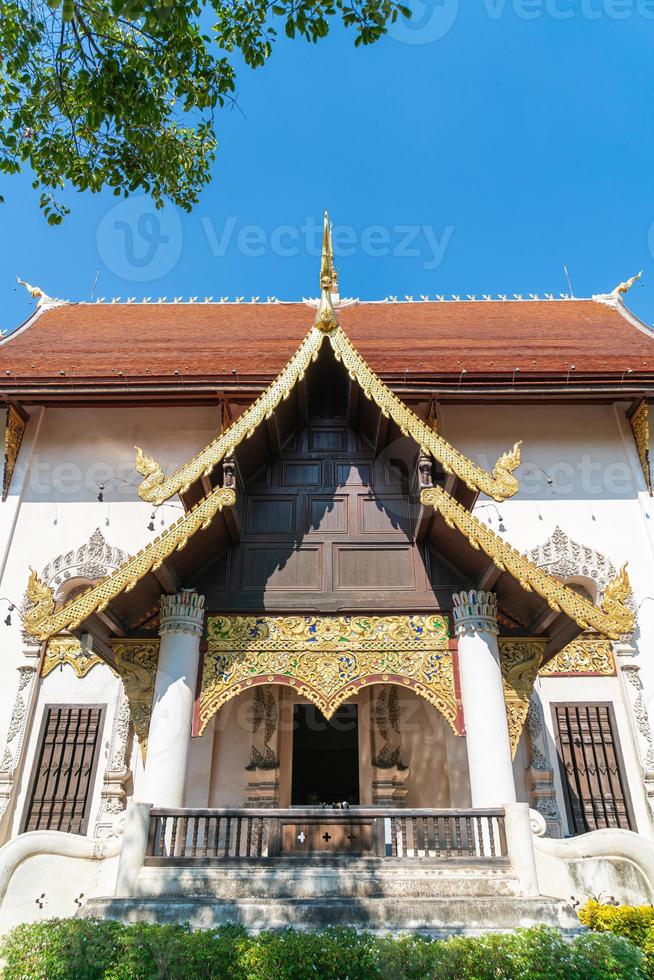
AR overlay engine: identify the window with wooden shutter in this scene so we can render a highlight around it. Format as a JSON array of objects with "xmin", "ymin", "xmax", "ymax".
[
  {"xmin": 552, "ymin": 702, "xmax": 635, "ymax": 835},
  {"xmin": 22, "ymin": 705, "xmax": 105, "ymax": 835}
]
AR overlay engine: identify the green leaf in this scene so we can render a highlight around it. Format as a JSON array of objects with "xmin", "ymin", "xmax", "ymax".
[{"xmin": 0, "ymin": 0, "xmax": 405, "ymax": 221}]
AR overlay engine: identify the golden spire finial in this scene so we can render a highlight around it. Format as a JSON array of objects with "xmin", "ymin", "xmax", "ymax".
[{"xmin": 314, "ymin": 210, "xmax": 339, "ymax": 333}]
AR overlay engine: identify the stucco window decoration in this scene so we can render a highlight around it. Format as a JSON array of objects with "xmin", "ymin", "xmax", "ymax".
[
  {"xmin": 41, "ymin": 636, "xmax": 104, "ymax": 678},
  {"xmin": 21, "ymin": 528, "xmax": 128, "ymax": 641},
  {"xmin": 540, "ymin": 637, "xmax": 615, "ymax": 676}
]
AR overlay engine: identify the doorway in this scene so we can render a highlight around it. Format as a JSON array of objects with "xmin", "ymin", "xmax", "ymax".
[{"xmin": 291, "ymin": 703, "xmax": 359, "ymax": 805}]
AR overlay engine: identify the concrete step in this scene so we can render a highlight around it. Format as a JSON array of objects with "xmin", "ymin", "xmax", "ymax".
[
  {"xmin": 135, "ymin": 861, "xmax": 520, "ymax": 899},
  {"xmin": 82, "ymin": 895, "xmax": 582, "ymax": 937}
]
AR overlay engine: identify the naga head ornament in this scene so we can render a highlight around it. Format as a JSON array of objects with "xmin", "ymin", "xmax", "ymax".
[
  {"xmin": 23, "ymin": 568, "xmax": 55, "ymax": 634},
  {"xmin": 601, "ymin": 564, "xmax": 634, "ymax": 637},
  {"xmin": 135, "ymin": 445, "xmax": 164, "ymax": 501},
  {"xmin": 491, "ymin": 441, "xmax": 522, "ymax": 501}
]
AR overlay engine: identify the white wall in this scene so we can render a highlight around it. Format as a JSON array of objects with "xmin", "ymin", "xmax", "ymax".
[
  {"xmin": 1, "ymin": 397, "xmax": 653, "ymax": 840},
  {"xmin": 9, "ymin": 663, "xmax": 122, "ymax": 839},
  {"xmin": 535, "ymin": 673, "xmax": 653, "ymax": 838},
  {"xmin": 441, "ymin": 400, "xmax": 654, "ymax": 837},
  {"xmin": 0, "ymin": 405, "xmax": 220, "ymax": 833}
]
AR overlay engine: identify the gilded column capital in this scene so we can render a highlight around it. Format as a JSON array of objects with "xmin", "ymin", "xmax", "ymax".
[
  {"xmin": 159, "ymin": 590, "xmax": 205, "ymax": 638},
  {"xmin": 452, "ymin": 590, "xmax": 499, "ymax": 637}
]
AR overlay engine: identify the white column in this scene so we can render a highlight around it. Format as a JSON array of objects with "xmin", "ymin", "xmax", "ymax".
[
  {"xmin": 141, "ymin": 590, "xmax": 205, "ymax": 808},
  {"xmin": 453, "ymin": 590, "xmax": 516, "ymax": 808}
]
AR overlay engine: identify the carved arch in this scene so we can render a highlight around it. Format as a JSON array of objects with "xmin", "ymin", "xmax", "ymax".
[
  {"xmin": 197, "ymin": 670, "xmax": 464, "ymax": 739},
  {"xmin": 527, "ymin": 526, "xmax": 637, "ymax": 636},
  {"xmin": 527, "ymin": 525, "xmax": 639, "ymax": 650},
  {"xmin": 196, "ymin": 613, "xmax": 463, "ymax": 739}
]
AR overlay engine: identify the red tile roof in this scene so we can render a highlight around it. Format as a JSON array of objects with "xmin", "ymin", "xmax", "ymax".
[{"xmin": 1, "ymin": 298, "xmax": 653, "ymax": 392}]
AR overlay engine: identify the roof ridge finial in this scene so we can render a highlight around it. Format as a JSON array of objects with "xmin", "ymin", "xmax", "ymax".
[
  {"xmin": 593, "ymin": 270, "xmax": 642, "ymax": 305},
  {"xmin": 16, "ymin": 276, "xmax": 58, "ymax": 309},
  {"xmin": 314, "ymin": 210, "xmax": 339, "ymax": 333},
  {"xmin": 611, "ymin": 270, "xmax": 642, "ymax": 300}
]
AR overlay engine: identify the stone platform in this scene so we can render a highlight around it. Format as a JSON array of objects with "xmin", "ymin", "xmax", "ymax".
[{"xmin": 82, "ymin": 894, "xmax": 580, "ymax": 936}]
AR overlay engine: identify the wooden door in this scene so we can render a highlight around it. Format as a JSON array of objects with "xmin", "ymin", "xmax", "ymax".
[
  {"xmin": 22, "ymin": 705, "xmax": 105, "ymax": 835},
  {"xmin": 552, "ymin": 702, "xmax": 635, "ymax": 834}
]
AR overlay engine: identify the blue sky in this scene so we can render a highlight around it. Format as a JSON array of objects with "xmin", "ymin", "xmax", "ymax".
[{"xmin": 2, "ymin": 1, "xmax": 654, "ymax": 334}]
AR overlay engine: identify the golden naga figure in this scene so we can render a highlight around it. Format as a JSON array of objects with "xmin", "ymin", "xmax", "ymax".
[
  {"xmin": 601, "ymin": 564, "xmax": 634, "ymax": 637},
  {"xmin": 23, "ymin": 568, "xmax": 55, "ymax": 633},
  {"xmin": 135, "ymin": 445, "xmax": 165, "ymax": 498},
  {"xmin": 491, "ymin": 441, "xmax": 522, "ymax": 499},
  {"xmin": 419, "ymin": 484, "xmax": 633, "ymax": 640}
]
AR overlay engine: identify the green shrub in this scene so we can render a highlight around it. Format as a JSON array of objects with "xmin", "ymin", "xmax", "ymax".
[
  {"xmin": 579, "ymin": 900, "xmax": 654, "ymax": 950},
  {"xmin": 241, "ymin": 927, "xmax": 382, "ymax": 980},
  {"xmin": 579, "ymin": 901, "xmax": 654, "ymax": 977},
  {"xmin": 0, "ymin": 918, "xmax": 645, "ymax": 980},
  {"xmin": 0, "ymin": 917, "xmax": 123, "ymax": 980},
  {"xmin": 377, "ymin": 927, "xmax": 644, "ymax": 980}
]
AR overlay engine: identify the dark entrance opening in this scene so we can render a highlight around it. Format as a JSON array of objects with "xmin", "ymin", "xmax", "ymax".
[{"xmin": 291, "ymin": 704, "xmax": 359, "ymax": 805}]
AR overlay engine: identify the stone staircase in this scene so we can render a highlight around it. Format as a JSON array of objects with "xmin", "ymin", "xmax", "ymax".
[{"xmin": 81, "ymin": 858, "xmax": 580, "ymax": 935}]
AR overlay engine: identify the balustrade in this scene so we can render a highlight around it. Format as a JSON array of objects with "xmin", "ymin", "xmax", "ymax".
[{"xmin": 145, "ymin": 808, "xmax": 508, "ymax": 863}]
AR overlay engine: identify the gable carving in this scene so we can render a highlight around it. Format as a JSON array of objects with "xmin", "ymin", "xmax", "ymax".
[
  {"xmin": 22, "ymin": 527, "xmax": 129, "ymax": 643},
  {"xmin": 526, "ymin": 526, "xmax": 633, "ymax": 606}
]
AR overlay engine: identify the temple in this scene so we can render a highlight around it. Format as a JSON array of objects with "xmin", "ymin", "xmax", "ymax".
[{"xmin": 0, "ymin": 214, "xmax": 653, "ymax": 932}]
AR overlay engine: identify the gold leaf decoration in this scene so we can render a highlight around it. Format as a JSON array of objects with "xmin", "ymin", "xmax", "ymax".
[
  {"xmin": 22, "ymin": 486, "xmax": 236, "ymax": 641},
  {"xmin": 314, "ymin": 210, "xmax": 339, "ymax": 333},
  {"xmin": 602, "ymin": 564, "xmax": 635, "ymax": 636},
  {"xmin": 112, "ymin": 639, "xmax": 160, "ymax": 761},
  {"xmin": 499, "ymin": 639, "xmax": 545, "ymax": 758},
  {"xmin": 23, "ymin": 568, "xmax": 56, "ymax": 635},
  {"xmin": 198, "ymin": 614, "xmax": 460, "ymax": 737},
  {"xmin": 328, "ymin": 328, "xmax": 521, "ymax": 502},
  {"xmin": 3, "ymin": 406, "xmax": 26, "ymax": 501},
  {"xmin": 41, "ymin": 636, "xmax": 103, "ymax": 678},
  {"xmin": 540, "ymin": 637, "xmax": 615, "ymax": 676},
  {"xmin": 136, "ymin": 328, "xmax": 326, "ymax": 503},
  {"xmin": 421, "ymin": 484, "xmax": 634, "ymax": 639},
  {"xmin": 629, "ymin": 400, "xmax": 652, "ymax": 496},
  {"xmin": 135, "ymin": 322, "xmax": 522, "ymax": 505}
]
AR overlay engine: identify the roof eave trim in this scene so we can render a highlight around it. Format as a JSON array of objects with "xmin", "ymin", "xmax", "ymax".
[
  {"xmin": 134, "ymin": 324, "xmax": 523, "ymax": 506},
  {"xmin": 421, "ymin": 484, "xmax": 634, "ymax": 640},
  {"xmin": 591, "ymin": 294, "xmax": 654, "ymax": 341},
  {"xmin": 23, "ymin": 485, "xmax": 236, "ymax": 642}
]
